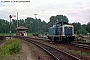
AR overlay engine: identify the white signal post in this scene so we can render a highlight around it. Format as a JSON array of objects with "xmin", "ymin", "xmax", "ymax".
[{"xmin": 17, "ymin": 12, "xmax": 18, "ymax": 28}]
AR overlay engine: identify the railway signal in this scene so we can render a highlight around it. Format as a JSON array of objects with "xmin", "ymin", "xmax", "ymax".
[
  {"xmin": 9, "ymin": 14, "xmax": 16, "ymax": 39},
  {"xmin": 9, "ymin": 15, "xmax": 12, "ymax": 39}
]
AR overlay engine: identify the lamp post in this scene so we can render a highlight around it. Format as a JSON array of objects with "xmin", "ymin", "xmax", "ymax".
[
  {"xmin": 34, "ymin": 14, "xmax": 37, "ymax": 19},
  {"xmin": 87, "ymin": 33, "xmax": 90, "ymax": 43},
  {"xmin": 88, "ymin": 32, "xmax": 90, "ymax": 43},
  {"xmin": 34, "ymin": 14, "xmax": 37, "ymax": 33},
  {"xmin": 81, "ymin": 25, "xmax": 82, "ymax": 35}
]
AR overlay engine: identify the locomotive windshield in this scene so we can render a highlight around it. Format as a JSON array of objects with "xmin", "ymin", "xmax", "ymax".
[
  {"xmin": 64, "ymin": 27, "xmax": 73, "ymax": 35},
  {"xmin": 57, "ymin": 24, "xmax": 61, "ymax": 27}
]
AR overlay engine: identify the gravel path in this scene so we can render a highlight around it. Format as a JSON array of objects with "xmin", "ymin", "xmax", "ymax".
[
  {"xmin": 21, "ymin": 40, "xmax": 55, "ymax": 60},
  {"xmin": 22, "ymin": 41, "xmax": 35, "ymax": 60},
  {"xmin": 0, "ymin": 37, "xmax": 8, "ymax": 48}
]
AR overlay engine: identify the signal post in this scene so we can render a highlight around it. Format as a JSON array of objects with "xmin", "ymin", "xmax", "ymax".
[{"xmin": 9, "ymin": 15, "xmax": 12, "ymax": 39}]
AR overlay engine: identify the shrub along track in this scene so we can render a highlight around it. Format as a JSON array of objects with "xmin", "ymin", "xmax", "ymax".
[{"xmin": 16, "ymin": 37, "xmax": 81, "ymax": 60}]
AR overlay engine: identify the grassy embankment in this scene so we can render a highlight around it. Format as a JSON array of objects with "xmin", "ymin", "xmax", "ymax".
[
  {"xmin": 0, "ymin": 33, "xmax": 15, "ymax": 36},
  {"xmin": 0, "ymin": 33, "xmax": 33, "ymax": 36},
  {"xmin": 0, "ymin": 39, "xmax": 22, "ymax": 60}
]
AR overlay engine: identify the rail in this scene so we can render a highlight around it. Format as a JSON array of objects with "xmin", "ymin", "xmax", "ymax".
[
  {"xmin": 18, "ymin": 37, "xmax": 81, "ymax": 60},
  {"xmin": 71, "ymin": 42, "xmax": 90, "ymax": 50}
]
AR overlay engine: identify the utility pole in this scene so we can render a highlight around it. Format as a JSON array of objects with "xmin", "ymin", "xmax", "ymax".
[{"xmin": 17, "ymin": 12, "xmax": 18, "ymax": 28}]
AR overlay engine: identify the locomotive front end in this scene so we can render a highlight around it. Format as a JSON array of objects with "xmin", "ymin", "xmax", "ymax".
[{"xmin": 62, "ymin": 25, "xmax": 75, "ymax": 43}]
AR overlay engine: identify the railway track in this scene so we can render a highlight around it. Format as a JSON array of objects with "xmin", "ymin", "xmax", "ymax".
[
  {"xmin": 30, "ymin": 37, "xmax": 90, "ymax": 50},
  {"xmin": 71, "ymin": 42, "xmax": 90, "ymax": 50},
  {"xmin": 18, "ymin": 37, "xmax": 81, "ymax": 60}
]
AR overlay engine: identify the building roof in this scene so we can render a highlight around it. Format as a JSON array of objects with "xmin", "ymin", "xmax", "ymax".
[{"xmin": 16, "ymin": 26, "xmax": 28, "ymax": 30}]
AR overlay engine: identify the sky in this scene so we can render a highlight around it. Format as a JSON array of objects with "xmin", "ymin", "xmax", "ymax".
[{"xmin": 0, "ymin": 0, "xmax": 90, "ymax": 24}]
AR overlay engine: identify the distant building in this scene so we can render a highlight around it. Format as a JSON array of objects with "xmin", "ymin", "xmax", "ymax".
[{"xmin": 16, "ymin": 26, "xmax": 28, "ymax": 36}]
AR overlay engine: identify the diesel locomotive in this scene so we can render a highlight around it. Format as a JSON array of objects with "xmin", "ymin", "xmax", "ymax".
[{"xmin": 47, "ymin": 21, "xmax": 75, "ymax": 43}]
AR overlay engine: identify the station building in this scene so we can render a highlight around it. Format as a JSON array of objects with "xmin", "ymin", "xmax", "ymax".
[{"xmin": 16, "ymin": 26, "xmax": 28, "ymax": 36}]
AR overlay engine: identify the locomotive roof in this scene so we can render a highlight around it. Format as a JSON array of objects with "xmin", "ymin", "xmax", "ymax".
[
  {"xmin": 55, "ymin": 21, "xmax": 68, "ymax": 24},
  {"xmin": 62, "ymin": 25, "xmax": 74, "ymax": 27}
]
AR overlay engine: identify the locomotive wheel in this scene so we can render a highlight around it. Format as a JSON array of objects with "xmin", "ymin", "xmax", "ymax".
[{"xmin": 49, "ymin": 37, "xmax": 55, "ymax": 44}]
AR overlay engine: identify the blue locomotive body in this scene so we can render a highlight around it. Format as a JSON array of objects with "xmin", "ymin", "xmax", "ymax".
[{"xmin": 47, "ymin": 21, "xmax": 75, "ymax": 43}]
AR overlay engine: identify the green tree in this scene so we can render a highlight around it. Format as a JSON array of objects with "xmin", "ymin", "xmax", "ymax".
[
  {"xmin": 56, "ymin": 15, "xmax": 68, "ymax": 23},
  {"xmin": 76, "ymin": 28, "xmax": 88, "ymax": 35},
  {"xmin": 86, "ymin": 22, "xmax": 90, "ymax": 33},
  {"xmin": 72, "ymin": 22, "xmax": 81, "ymax": 34}
]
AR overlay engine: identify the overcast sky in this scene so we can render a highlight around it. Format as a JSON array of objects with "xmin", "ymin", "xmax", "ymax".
[{"xmin": 0, "ymin": 0, "xmax": 90, "ymax": 24}]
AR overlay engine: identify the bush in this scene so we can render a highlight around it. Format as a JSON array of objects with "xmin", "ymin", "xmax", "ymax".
[
  {"xmin": 9, "ymin": 40, "xmax": 22, "ymax": 55},
  {"xmin": 0, "ymin": 39, "xmax": 22, "ymax": 59}
]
